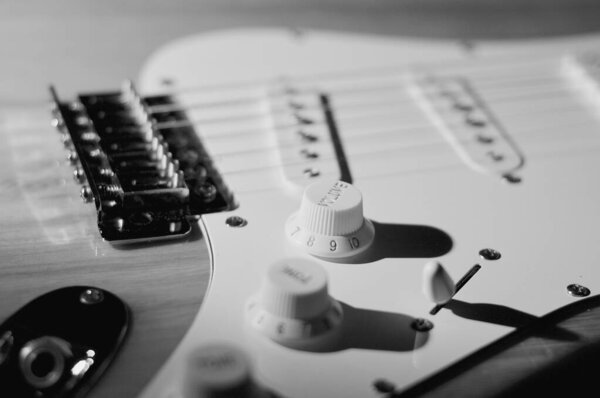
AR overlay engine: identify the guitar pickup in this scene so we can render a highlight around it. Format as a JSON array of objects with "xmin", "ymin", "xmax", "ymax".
[
  {"xmin": 50, "ymin": 83, "xmax": 235, "ymax": 243},
  {"xmin": 410, "ymin": 75, "xmax": 524, "ymax": 179}
]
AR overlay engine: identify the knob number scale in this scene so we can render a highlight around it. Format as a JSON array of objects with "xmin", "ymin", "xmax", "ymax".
[
  {"xmin": 286, "ymin": 221, "xmax": 375, "ymax": 258},
  {"xmin": 286, "ymin": 180, "xmax": 375, "ymax": 259},
  {"xmin": 245, "ymin": 259, "xmax": 343, "ymax": 350}
]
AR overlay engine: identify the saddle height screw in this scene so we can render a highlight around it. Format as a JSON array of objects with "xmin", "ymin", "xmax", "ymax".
[
  {"xmin": 225, "ymin": 216, "xmax": 248, "ymax": 228},
  {"xmin": 479, "ymin": 248, "xmax": 501, "ymax": 260},
  {"xmin": 80, "ymin": 288, "xmax": 104, "ymax": 305},
  {"xmin": 411, "ymin": 318, "xmax": 434, "ymax": 332},
  {"xmin": 567, "ymin": 284, "xmax": 591, "ymax": 298}
]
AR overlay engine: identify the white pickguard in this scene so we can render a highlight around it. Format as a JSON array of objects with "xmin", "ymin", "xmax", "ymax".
[{"xmin": 137, "ymin": 29, "xmax": 600, "ymax": 397}]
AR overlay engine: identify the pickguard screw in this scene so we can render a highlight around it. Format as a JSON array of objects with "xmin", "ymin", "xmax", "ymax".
[
  {"xmin": 479, "ymin": 248, "xmax": 501, "ymax": 260},
  {"xmin": 226, "ymin": 216, "xmax": 247, "ymax": 228},
  {"xmin": 411, "ymin": 318, "xmax": 434, "ymax": 332},
  {"xmin": 80, "ymin": 288, "xmax": 104, "ymax": 305},
  {"xmin": 567, "ymin": 284, "xmax": 590, "ymax": 297},
  {"xmin": 160, "ymin": 77, "xmax": 175, "ymax": 86},
  {"xmin": 502, "ymin": 174, "xmax": 522, "ymax": 184}
]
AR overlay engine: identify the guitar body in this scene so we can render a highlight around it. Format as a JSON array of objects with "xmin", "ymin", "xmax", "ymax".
[
  {"xmin": 0, "ymin": 113, "xmax": 210, "ymax": 396},
  {"xmin": 136, "ymin": 30, "xmax": 600, "ymax": 397},
  {"xmin": 3, "ymin": 27, "xmax": 600, "ymax": 397}
]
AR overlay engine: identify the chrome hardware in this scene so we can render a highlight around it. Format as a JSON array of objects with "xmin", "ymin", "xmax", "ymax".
[
  {"xmin": 300, "ymin": 149, "xmax": 319, "ymax": 159},
  {"xmin": 303, "ymin": 168, "xmax": 320, "ymax": 178},
  {"xmin": 567, "ymin": 284, "xmax": 591, "ymax": 297},
  {"xmin": 73, "ymin": 167, "xmax": 86, "ymax": 184},
  {"xmin": 226, "ymin": 216, "xmax": 248, "ymax": 228},
  {"xmin": 19, "ymin": 337, "xmax": 72, "ymax": 389},
  {"xmin": 479, "ymin": 248, "xmax": 501, "ymax": 260},
  {"xmin": 195, "ymin": 182, "xmax": 218, "ymax": 203},
  {"xmin": 80, "ymin": 186, "xmax": 93, "ymax": 203},
  {"xmin": 80, "ymin": 288, "xmax": 105, "ymax": 305},
  {"xmin": 0, "ymin": 287, "xmax": 129, "ymax": 397},
  {"xmin": 50, "ymin": 85, "xmax": 234, "ymax": 242},
  {"xmin": 502, "ymin": 173, "xmax": 522, "ymax": 184},
  {"xmin": 298, "ymin": 130, "xmax": 318, "ymax": 142},
  {"xmin": 411, "ymin": 318, "xmax": 434, "ymax": 332}
]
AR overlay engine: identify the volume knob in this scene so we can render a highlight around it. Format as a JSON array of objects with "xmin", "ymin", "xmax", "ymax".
[
  {"xmin": 183, "ymin": 344, "xmax": 268, "ymax": 398},
  {"xmin": 246, "ymin": 258, "xmax": 343, "ymax": 350},
  {"xmin": 286, "ymin": 180, "xmax": 375, "ymax": 259}
]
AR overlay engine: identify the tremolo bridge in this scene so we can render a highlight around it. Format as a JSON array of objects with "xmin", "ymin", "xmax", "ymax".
[{"xmin": 50, "ymin": 83, "xmax": 234, "ymax": 242}]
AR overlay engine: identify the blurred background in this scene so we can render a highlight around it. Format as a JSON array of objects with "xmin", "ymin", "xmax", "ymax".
[{"xmin": 2, "ymin": 0, "xmax": 600, "ymax": 103}]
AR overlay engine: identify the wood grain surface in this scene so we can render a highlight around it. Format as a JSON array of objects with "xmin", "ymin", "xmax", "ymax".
[{"xmin": 1, "ymin": 1, "xmax": 599, "ymax": 397}]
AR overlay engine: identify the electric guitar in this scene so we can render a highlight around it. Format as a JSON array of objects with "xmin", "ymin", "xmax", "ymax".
[{"xmin": 3, "ymin": 27, "xmax": 600, "ymax": 397}]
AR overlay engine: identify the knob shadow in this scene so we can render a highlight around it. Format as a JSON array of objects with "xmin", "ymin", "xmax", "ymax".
[
  {"xmin": 311, "ymin": 302, "xmax": 430, "ymax": 353},
  {"xmin": 339, "ymin": 221, "xmax": 453, "ymax": 264}
]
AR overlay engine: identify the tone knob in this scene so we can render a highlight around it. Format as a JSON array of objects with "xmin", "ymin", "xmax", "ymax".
[
  {"xmin": 286, "ymin": 180, "xmax": 375, "ymax": 259},
  {"xmin": 246, "ymin": 258, "xmax": 343, "ymax": 350},
  {"xmin": 183, "ymin": 344, "xmax": 263, "ymax": 398}
]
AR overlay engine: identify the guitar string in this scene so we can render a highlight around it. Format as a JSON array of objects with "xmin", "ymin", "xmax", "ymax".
[
  {"xmin": 231, "ymin": 132, "xmax": 600, "ymax": 196},
  {"xmin": 145, "ymin": 69, "xmax": 562, "ymax": 116},
  {"xmin": 163, "ymin": 87, "xmax": 588, "ymax": 163},
  {"xmin": 149, "ymin": 53, "xmax": 562, "ymax": 98},
  {"xmin": 9, "ymin": 81, "xmax": 589, "ymax": 165},
  {"xmin": 3, "ymin": 55, "xmax": 596, "ymax": 194},
  {"xmin": 204, "ymin": 98, "xmax": 588, "ymax": 161},
  {"xmin": 144, "ymin": 63, "xmax": 565, "ymax": 120},
  {"xmin": 148, "ymin": 78, "xmax": 569, "ymax": 131},
  {"xmin": 150, "ymin": 80, "xmax": 574, "ymax": 140},
  {"xmin": 11, "ymin": 106, "xmax": 595, "ymax": 197},
  {"xmin": 216, "ymin": 110, "xmax": 597, "ymax": 178}
]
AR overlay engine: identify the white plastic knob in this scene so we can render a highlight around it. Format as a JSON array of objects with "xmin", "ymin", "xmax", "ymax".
[
  {"xmin": 259, "ymin": 257, "xmax": 330, "ymax": 320},
  {"xmin": 183, "ymin": 344, "xmax": 255, "ymax": 398},
  {"xmin": 246, "ymin": 258, "xmax": 343, "ymax": 349},
  {"xmin": 422, "ymin": 261, "xmax": 455, "ymax": 304},
  {"xmin": 286, "ymin": 180, "xmax": 375, "ymax": 259}
]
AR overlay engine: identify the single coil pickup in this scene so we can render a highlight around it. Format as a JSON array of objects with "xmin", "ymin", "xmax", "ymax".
[{"xmin": 410, "ymin": 75, "xmax": 524, "ymax": 178}]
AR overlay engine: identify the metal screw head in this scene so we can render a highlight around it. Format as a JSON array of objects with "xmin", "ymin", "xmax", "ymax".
[
  {"xmin": 128, "ymin": 212, "xmax": 153, "ymax": 227},
  {"xmin": 411, "ymin": 318, "xmax": 434, "ymax": 332},
  {"xmin": 195, "ymin": 183, "xmax": 218, "ymax": 203},
  {"xmin": 502, "ymin": 174, "xmax": 522, "ymax": 184},
  {"xmin": 73, "ymin": 168, "xmax": 86, "ymax": 184},
  {"xmin": 226, "ymin": 216, "xmax": 247, "ymax": 228},
  {"xmin": 567, "ymin": 284, "xmax": 591, "ymax": 297},
  {"xmin": 479, "ymin": 248, "xmax": 501, "ymax": 260},
  {"xmin": 80, "ymin": 288, "xmax": 104, "ymax": 305},
  {"xmin": 80, "ymin": 186, "xmax": 93, "ymax": 203}
]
